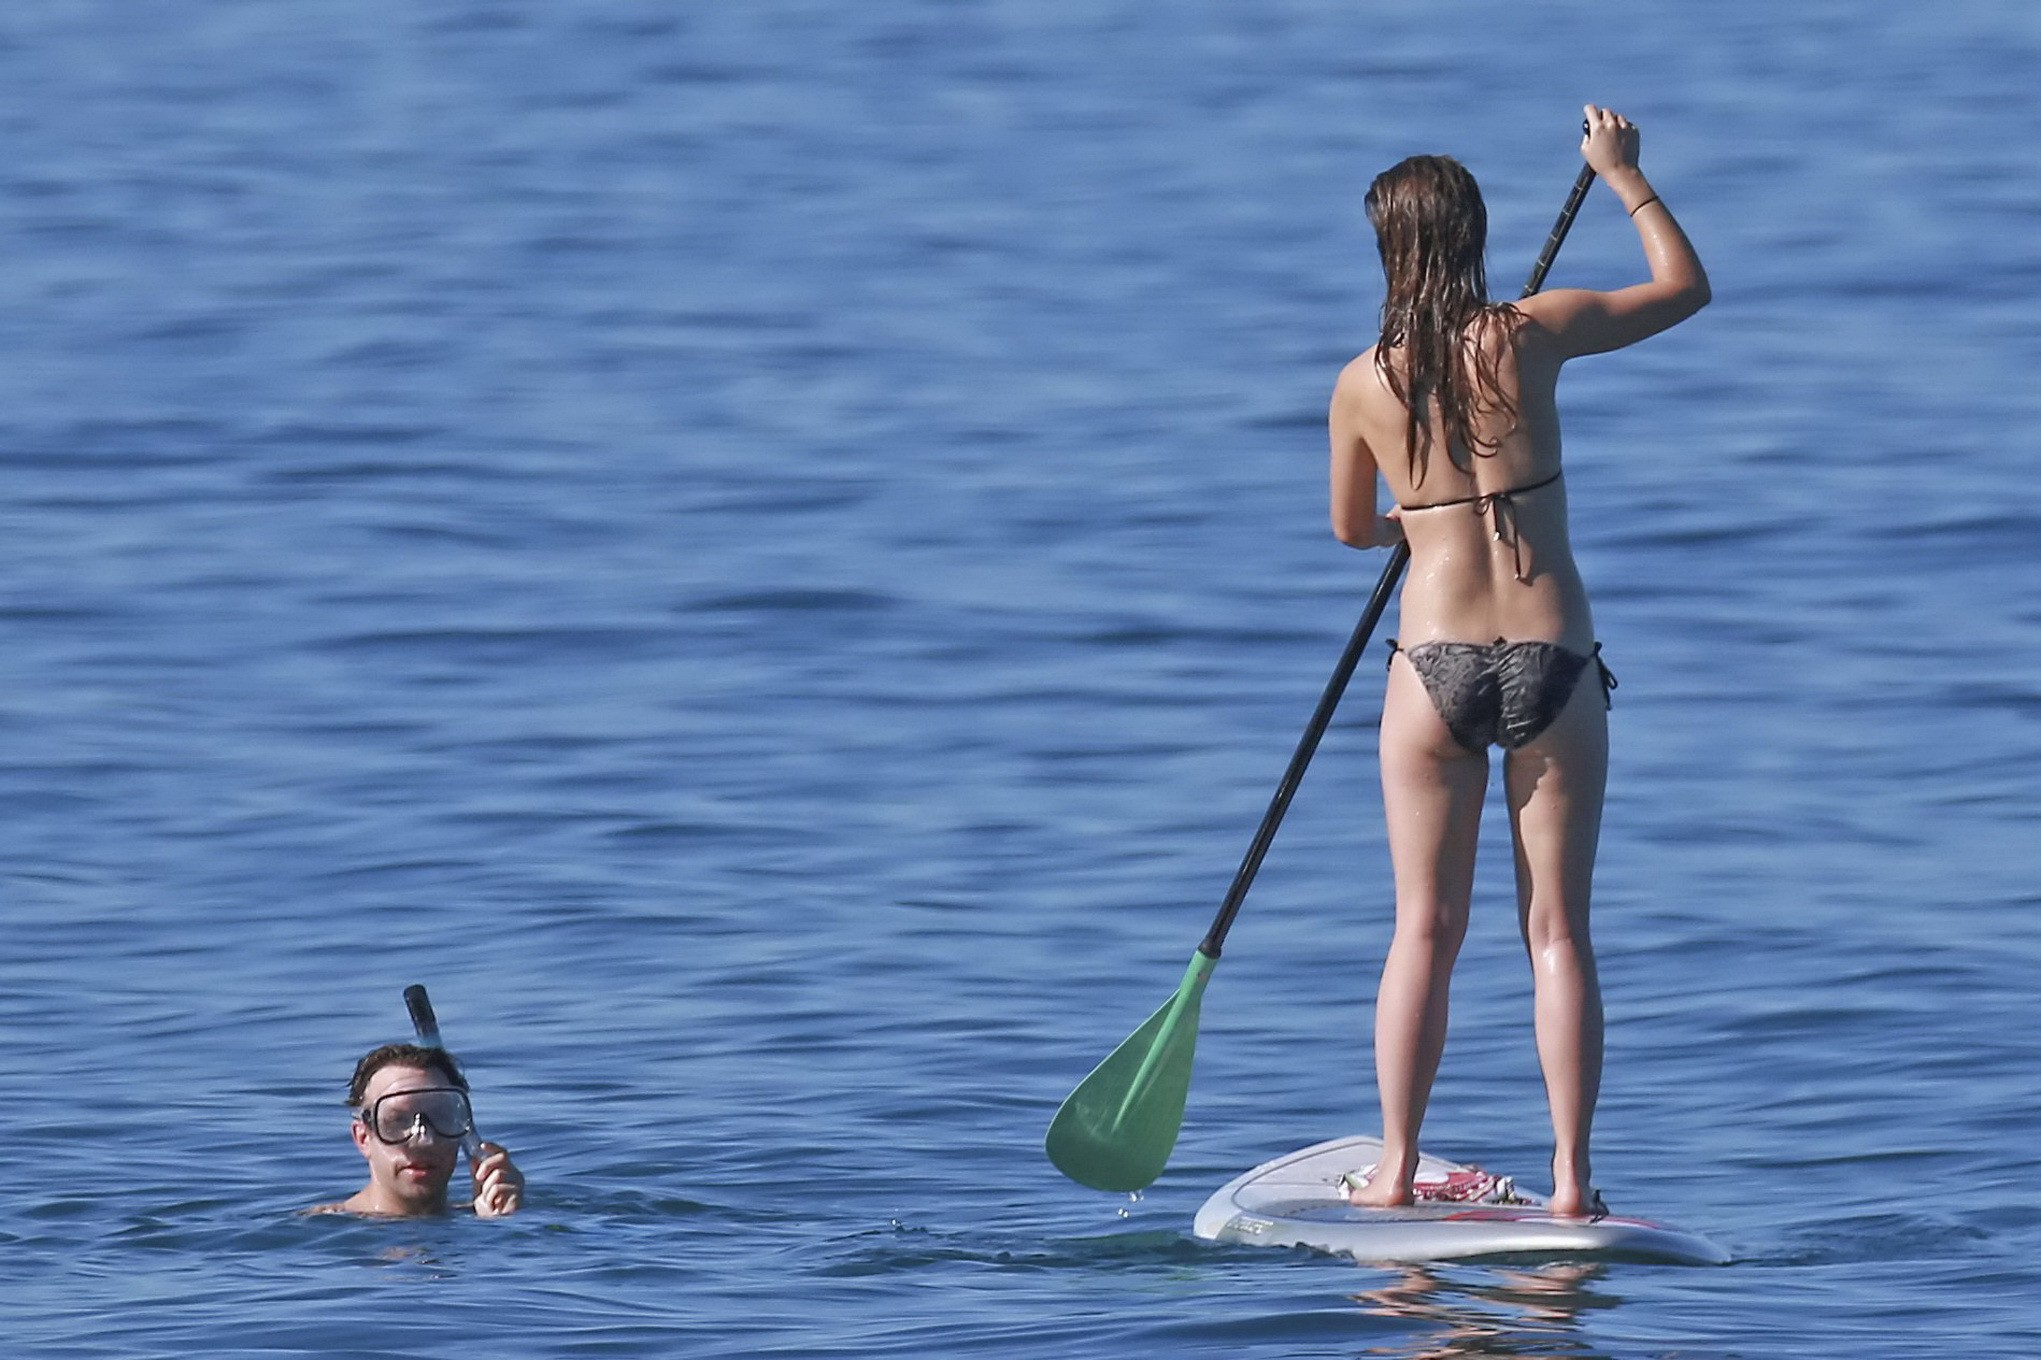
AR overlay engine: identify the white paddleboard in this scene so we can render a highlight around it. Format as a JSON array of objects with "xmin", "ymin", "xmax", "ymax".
[{"xmin": 1193, "ymin": 1135, "xmax": 1729, "ymax": 1265}]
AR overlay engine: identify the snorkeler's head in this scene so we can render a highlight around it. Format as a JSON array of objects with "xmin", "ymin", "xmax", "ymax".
[
  {"xmin": 344, "ymin": 1046, "xmax": 471, "ymax": 1213},
  {"xmin": 346, "ymin": 1042, "xmax": 467, "ymax": 1109}
]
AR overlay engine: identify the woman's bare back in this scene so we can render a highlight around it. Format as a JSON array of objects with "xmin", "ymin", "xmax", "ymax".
[{"xmin": 1332, "ymin": 317, "xmax": 1594, "ymax": 650}]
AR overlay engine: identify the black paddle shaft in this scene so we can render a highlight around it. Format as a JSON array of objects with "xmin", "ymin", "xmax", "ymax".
[
  {"xmin": 1196, "ymin": 156, "xmax": 1598, "ymax": 961},
  {"xmin": 1523, "ymin": 163, "xmax": 1598, "ymax": 299}
]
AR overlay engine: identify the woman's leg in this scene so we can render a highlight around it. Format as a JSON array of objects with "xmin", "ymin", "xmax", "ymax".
[
  {"xmin": 1351, "ymin": 655, "xmax": 1490, "ymax": 1207},
  {"xmin": 1504, "ymin": 674, "xmax": 1608, "ymax": 1217}
]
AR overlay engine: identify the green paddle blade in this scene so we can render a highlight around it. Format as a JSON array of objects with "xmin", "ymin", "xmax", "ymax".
[{"xmin": 1045, "ymin": 951, "xmax": 1217, "ymax": 1192}]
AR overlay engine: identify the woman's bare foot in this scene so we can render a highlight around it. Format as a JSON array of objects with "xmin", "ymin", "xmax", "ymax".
[
  {"xmin": 1343, "ymin": 1163, "xmax": 1415, "ymax": 1208},
  {"xmin": 1547, "ymin": 1177, "xmax": 1605, "ymax": 1218},
  {"xmin": 1546, "ymin": 1152, "xmax": 1599, "ymax": 1217}
]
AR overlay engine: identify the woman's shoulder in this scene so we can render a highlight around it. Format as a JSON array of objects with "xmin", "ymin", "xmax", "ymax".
[
  {"xmin": 1485, "ymin": 299, "xmax": 1567, "ymax": 363},
  {"xmin": 1508, "ymin": 292, "xmax": 1573, "ymax": 329},
  {"xmin": 1335, "ymin": 347, "xmax": 1384, "ymax": 396}
]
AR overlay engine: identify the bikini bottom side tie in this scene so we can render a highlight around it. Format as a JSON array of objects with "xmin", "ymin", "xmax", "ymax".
[{"xmin": 1387, "ymin": 638, "xmax": 1617, "ymax": 753}]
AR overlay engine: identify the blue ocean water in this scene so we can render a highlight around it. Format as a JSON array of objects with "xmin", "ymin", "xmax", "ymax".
[{"xmin": 2, "ymin": 2, "xmax": 2038, "ymax": 1355}]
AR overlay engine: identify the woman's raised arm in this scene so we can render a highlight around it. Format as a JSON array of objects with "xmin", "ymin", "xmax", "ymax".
[{"xmin": 1518, "ymin": 104, "xmax": 1710, "ymax": 358}]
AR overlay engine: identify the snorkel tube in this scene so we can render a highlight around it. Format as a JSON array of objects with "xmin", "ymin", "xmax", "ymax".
[{"xmin": 402, "ymin": 984, "xmax": 487, "ymax": 1167}]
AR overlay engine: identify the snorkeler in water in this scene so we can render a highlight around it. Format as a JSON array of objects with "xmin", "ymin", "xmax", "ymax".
[{"xmin": 310, "ymin": 1042, "xmax": 524, "ymax": 1218}]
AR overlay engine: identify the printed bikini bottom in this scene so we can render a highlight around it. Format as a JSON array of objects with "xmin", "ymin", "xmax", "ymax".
[{"xmin": 1388, "ymin": 638, "xmax": 1616, "ymax": 753}]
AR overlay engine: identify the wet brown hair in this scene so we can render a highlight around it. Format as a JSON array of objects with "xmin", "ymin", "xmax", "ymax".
[
  {"xmin": 1365, "ymin": 155, "xmax": 1522, "ymax": 486},
  {"xmin": 346, "ymin": 1043, "xmax": 468, "ymax": 1107}
]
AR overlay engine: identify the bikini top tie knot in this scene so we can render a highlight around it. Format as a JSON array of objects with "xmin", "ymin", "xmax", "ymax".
[{"xmin": 1397, "ymin": 470, "xmax": 1562, "ymax": 582}]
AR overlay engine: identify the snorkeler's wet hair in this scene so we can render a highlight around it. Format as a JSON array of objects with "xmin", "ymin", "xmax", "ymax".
[
  {"xmin": 346, "ymin": 1042, "xmax": 468, "ymax": 1107},
  {"xmin": 1365, "ymin": 155, "xmax": 1522, "ymax": 486}
]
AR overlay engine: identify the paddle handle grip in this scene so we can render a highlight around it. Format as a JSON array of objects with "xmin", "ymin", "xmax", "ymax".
[
  {"xmin": 403, "ymin": 984, "xmax": 486, "ymax": 1162},
  {"xmin": 1197, "ymin": 141, "xmax": 1597, "ymax": 962}
]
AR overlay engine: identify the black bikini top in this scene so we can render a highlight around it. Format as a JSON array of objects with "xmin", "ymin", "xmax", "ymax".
[{"xmin": 1396, "ymin": 470, "xmax": 1562, "ymax": 582}]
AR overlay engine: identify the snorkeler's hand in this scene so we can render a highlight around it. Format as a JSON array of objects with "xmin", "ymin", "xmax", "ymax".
[
  {"xmin": 1580, "ymin": 105, "xmax": 1640, "ymax": 179},
  {"xmin": 472, "ymin": 1142, "xmax": 524, "ymax": 1218}
]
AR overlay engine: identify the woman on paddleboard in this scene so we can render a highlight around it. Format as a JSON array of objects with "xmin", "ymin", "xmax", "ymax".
[{"xmin": 1329, "ymin": 107, "xmax": 1708, "ymax": 1216}]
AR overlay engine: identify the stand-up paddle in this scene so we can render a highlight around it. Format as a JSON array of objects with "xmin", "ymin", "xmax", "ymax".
[
  {"xmin": 403, "ymin": 984, "xmax": 487, "ymax": 1167},
  {"xmin": 1045, "ymin": 145, "xmax": 1599, "ymax": 1195}
]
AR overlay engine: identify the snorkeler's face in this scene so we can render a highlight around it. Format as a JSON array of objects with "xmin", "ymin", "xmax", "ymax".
[{"xmin": 350, "ymin": 1065, "xmax": 462, "ymax": 1211}]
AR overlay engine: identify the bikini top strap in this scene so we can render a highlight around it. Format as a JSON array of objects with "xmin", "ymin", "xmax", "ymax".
[
  {"xmin": 1468, "ymin": 471, "xmax": 1560, "ymax": 582},
  {"xmin": 1482, "ymin": 489, "xmax": 1532, "ymax": 582},
  {"xmin": 1396, "ymin": 471, "xmax": 1561, "ymax": 582},
  {"xmin": 1396, "ymin": 469, "xmax": 1561, "ymax": 514}
]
